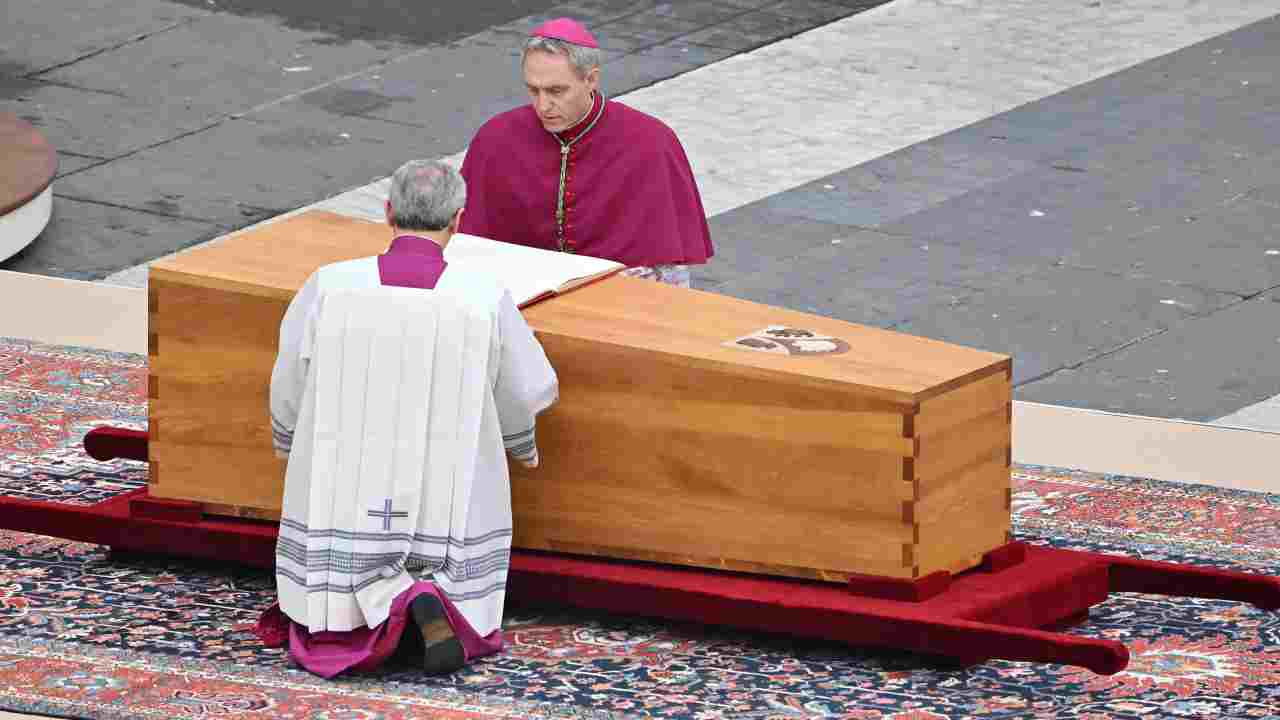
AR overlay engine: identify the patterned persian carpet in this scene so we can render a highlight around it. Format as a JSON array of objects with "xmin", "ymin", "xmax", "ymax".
[{"xmin": 0, "ymin": 336, "xmax": 1278, "ymax": 720}]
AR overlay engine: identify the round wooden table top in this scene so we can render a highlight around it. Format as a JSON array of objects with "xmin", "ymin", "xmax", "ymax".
[{"xmin": 0, "ymin": 112, "xmax": 57, "ymax": 218}]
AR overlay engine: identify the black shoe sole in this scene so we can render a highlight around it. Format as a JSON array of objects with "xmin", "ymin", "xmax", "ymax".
[{"xmin": 410, "ymin": 593, "xmax": 466, "ymax": 675}]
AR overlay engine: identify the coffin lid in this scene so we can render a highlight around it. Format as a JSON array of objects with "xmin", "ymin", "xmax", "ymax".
[{"xmin": 152, "ymin": 210, "xmax": 1010, "ymax": 406}]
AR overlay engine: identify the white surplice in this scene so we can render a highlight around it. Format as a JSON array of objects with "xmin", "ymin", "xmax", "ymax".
[{"xmin": 268, "ymin": 258, "xmax": 558, "ymax": 637}]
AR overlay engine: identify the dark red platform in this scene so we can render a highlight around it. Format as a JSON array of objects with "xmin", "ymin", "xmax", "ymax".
[{"xmin": 1, "ymin": 426, "xmax": 1276, "ymax": 676}]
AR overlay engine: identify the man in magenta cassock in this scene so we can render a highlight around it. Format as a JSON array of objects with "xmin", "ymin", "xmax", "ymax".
[{"xmin": 459, "ymin": 17, "xmax": 714, "ymax": 287}]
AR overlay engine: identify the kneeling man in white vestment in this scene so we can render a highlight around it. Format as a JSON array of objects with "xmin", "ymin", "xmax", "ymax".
[{"xmin": 260, "ymin": 159, "xmax": 559, "ymax": 678}]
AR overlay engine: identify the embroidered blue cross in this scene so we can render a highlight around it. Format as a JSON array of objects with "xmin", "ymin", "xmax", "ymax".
[{"xmin": 368, "ymin": 498, "xmax": 408, "ymax": 531}]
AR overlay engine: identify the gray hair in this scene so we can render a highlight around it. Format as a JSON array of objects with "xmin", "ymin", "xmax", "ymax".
[
  {"xmin": 387, "ymin": 159, "xmax": 466, "ymax": 232},
  {"xmin": 522, "ymin": 36, "xmax": 602, "ymax": 79}
]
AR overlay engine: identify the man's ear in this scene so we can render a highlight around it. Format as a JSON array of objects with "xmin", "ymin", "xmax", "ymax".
[{"xmin": 586, "ymin": 66, "xmax": 601, "ymax": 93}]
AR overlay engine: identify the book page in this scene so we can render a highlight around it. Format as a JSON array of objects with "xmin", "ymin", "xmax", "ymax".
[{"xmin": 444, "ymin": 233, "xmax": 624, "ymax": 306}]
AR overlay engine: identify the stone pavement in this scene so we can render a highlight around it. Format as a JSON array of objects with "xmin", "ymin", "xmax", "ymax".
[
  {"xmin": 1, "ymin": 0, "xmax": 883, "ymax": 278},
  {"xmin": 695, "ymin": 11, "xmax": 1280, "ymax": 423},
  {"xmin": 3, "ymin": 0, "xmax": 1279, "ymax": 429}
]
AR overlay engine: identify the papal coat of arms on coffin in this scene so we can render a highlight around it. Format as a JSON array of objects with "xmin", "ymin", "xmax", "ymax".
[{"xmin": 725, "ymin": 326, "xmax": 851, "ymax": 356}]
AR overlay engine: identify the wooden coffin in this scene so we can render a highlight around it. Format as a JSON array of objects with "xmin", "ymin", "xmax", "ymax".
[{"xmin": 148, "ymin": 210, "xmax": 1013, "ymax": 582}]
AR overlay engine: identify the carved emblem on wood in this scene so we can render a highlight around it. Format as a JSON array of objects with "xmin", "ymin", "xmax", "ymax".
[{"xmin": 724, "ymin": 326, "xmax": 850, "ymax": 356}]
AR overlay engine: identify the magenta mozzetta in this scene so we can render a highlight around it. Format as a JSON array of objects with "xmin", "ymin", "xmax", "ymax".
[{"xmin": 460, "ymin": 19, "xmax": 713, "ymax": 269}]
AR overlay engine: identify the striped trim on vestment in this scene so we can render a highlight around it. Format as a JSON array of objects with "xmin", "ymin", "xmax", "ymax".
[
  {"xmin": 275, "ymin": 539, "xmax": 509, "ymax": 580},
  {"xmin": 270, "ymin": 416, "xmax": 294, "ymax": 453},
  {"xmin": 279, "ymin": 518, "xmax": 512, "ymax": 546},
  {"xmin": 503, "ymin": 427, "xmax": 538, "ymax": 461},
  {"xmin": 276, "ymin": 566, "xmax": 508, "ymax": 603}
]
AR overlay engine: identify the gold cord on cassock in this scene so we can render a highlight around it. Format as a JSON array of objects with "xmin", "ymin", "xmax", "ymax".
[{"xmin": 554, "ymin": 94, "xmax": 606, "ymax": 253}]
